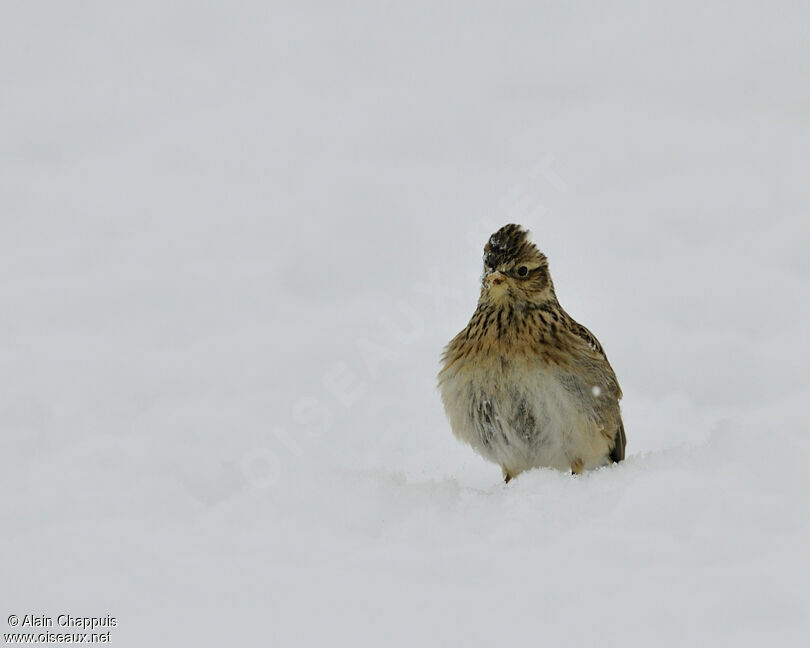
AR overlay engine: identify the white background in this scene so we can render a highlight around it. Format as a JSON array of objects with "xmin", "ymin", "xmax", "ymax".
[{"xmin": 2, "ymin": 2, "xmax": 809, "ymax": 646}]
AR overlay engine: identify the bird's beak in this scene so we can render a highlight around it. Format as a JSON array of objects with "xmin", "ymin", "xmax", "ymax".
[{"xmin": 485, "ymin": 270, "xmax": 506, "ymax": 287}]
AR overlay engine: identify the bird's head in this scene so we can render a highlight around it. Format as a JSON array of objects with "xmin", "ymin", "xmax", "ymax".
[{"xmin": 480, "ymin": 224, "xmax": 552, "ymax": 304}]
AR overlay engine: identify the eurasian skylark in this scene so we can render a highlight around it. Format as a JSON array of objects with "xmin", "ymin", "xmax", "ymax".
[{"xmin": 438, "ymin": 224, "xmax": 625, "ymax": 482}]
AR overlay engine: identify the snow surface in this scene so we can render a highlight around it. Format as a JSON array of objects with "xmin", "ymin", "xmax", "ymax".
[{"xmin": 2, "ymin": 2, "xmax": 809, "ymax": 646}]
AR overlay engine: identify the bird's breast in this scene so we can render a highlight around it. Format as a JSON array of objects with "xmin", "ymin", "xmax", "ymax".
[{"xmin": 439, "ymin": 350, "xmax": 608, "ymax": 473}]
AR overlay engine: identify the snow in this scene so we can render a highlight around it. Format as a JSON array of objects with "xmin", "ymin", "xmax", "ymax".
[{"xmin": 2, "ymin": 2, "xmax": 809, "ymax": 646}]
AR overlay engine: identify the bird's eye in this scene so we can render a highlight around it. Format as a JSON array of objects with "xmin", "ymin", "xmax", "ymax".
[{"xmin": 517, "ymin": 266, "xmax": 528, "ymax": 277}]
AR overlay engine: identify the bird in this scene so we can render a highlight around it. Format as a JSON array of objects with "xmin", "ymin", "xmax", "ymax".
[{"xmin": 438, "ymin": 224, "xmax": 625, "ymax": 482}]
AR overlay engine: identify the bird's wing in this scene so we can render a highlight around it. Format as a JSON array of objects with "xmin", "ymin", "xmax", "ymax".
[
  {"xmin": 560, "ymin": 312, "xmax": 621, "ymax": 394},
  {"xmin": 565, "ymin": 313, "xmax": 627, "ymax": 463},
  {"xmin": 559, "ymin": 310, "xmax": 626, "ymax": 461},
  {"xmin": 568, "ymin": 319, "xmax": 606, "ymax": 356}
]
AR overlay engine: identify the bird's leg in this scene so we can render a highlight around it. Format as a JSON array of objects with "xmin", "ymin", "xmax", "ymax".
[
  {"xmin": 570, "ymin": 458, "xmax": 584, "ymax": 475},
  {"xmin": 502, "ymin": 467, "xmax": 513, "ymax": 484}
]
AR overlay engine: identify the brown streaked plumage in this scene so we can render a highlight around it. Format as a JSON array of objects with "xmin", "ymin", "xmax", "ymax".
[{"xmin": 438, "ymin": 224, "xmax": 626, "ymax": 481}]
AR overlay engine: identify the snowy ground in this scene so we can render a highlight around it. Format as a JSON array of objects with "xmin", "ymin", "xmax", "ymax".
[{"xmin": 2, "ymin": 2, "xmax": 809, "ymax": 646}]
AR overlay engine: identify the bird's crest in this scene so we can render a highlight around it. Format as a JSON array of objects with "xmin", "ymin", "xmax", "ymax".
[{"xmin": 483, "ymin": 224, "xmax": 543, "ymax": 270}]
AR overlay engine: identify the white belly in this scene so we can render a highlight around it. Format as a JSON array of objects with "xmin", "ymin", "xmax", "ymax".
[{"xmin": 440, "ymin": 361, "xmax": 611, "ymax": 474}]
